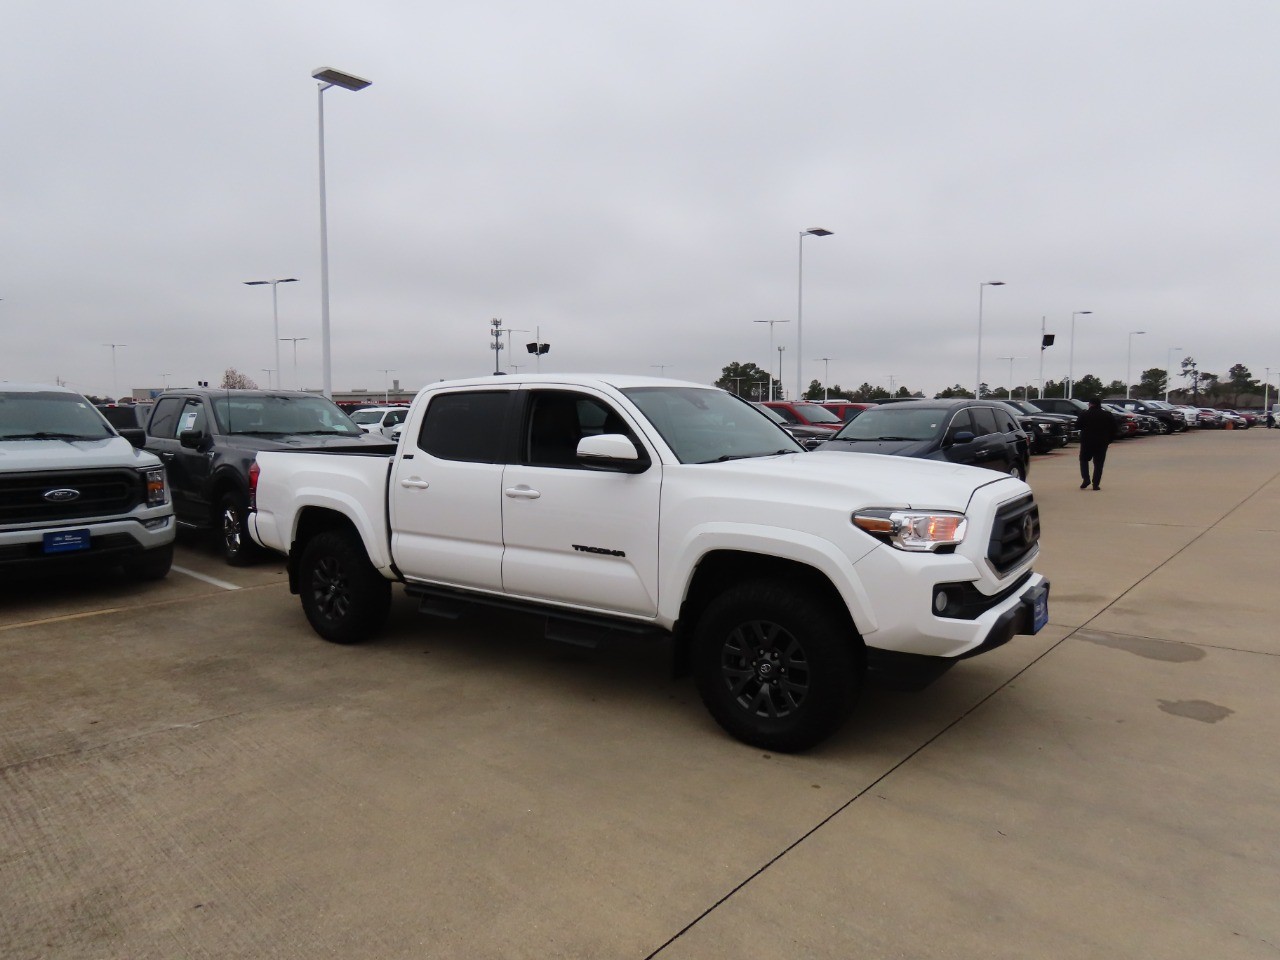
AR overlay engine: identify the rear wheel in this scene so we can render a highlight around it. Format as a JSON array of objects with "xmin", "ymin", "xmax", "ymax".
[
  {"xmin": 1009, "ymin": 460, "xmax": 1027, "ymax": 481},
  {"xmin": 693, "ymin": 580, "xmax": 862, "ymax": 752},
  {"xmin": 298, "ymin": 530, "xmax": 391, "ymax": 644},
  {"xmin": 219, "ymin": 491, "xmax": 261, "ymax": 566}
]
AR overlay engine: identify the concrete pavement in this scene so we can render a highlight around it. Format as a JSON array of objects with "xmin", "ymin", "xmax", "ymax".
[{"xmin": 1, "ymin": 429, "xmax": 1277, "ymax": 958}]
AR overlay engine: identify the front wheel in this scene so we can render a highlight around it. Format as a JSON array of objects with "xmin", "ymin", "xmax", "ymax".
[
  {"xmin": 693, "ymin": 580, "xmax": 862, "ymax": 752},
  {"xmin": 297, "ymin": 530, "xmax": 391, "ymax": 645},
  {"xmin": 1009, "ymin": 460, "xmax": 1027, "ymax": 481},
  {"xmin": 123, "ymin": 543, "xmax": 173, "ymax": 582}
]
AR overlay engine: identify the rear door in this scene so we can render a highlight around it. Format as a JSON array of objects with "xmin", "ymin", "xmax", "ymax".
[
  {"xmin": 389, "ymin": 389, "xmax": 514, "ymax": 593},
  {"xmin": 971, "ymin": 405, "xmax": 1014, "ymax": 471},
  {"xmin": 499, "ymin": 388, "xmax": 662, "ymax": 618}
]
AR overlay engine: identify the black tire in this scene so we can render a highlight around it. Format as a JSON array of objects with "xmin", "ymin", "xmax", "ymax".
[
  {"xmin": 123, "ymin": 543, "xmax": 173, "ymax": 582},
  {"xmin": 219, "ymin": 491, "xmax": 261, "ymax": 566},
  {"xmin": 692, "ymin": 580, "xmax": 862, "ymax": 752},
  {"xmin": 1009, "ymin": 460, "xmax": 1027, "ymax": 481},
  {"xmin": 297, "ymin": 529, "xmax": 391, "ymax": 645}
]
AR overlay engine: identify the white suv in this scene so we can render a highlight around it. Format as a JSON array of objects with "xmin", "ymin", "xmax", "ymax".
[{"xmin": 349, "ymin": 406, "xmax": 409, "ymax": 439}]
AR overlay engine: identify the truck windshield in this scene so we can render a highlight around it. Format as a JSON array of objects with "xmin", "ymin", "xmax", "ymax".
[
  {"xmin": 622, "ymin": 387, "xmax": 802, "ymax": 463},
  {"xmin": 211, "ymin": 395, "xmax": 363, "ymax": 436},
  {"xmin": 0, "ymin": 391, "xmax": 116, "ymax": 441}
]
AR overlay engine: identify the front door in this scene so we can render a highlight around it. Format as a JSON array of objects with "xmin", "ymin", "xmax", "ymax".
[{"xmin": 500, "ymin": 389, "xmax": 662, "ymax": 618}]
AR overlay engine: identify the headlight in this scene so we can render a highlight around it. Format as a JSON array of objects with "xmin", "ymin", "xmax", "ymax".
[
  {"xmin": 852, "ymin": 508, "xmax": 967, "ymax": 552},
  {"xmin": 143, "ymin": 467, "xmax": 168, "ymax": 507}
]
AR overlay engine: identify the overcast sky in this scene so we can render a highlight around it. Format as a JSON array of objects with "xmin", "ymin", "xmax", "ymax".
[{"xmin": 4, "ymin": 0, "xmax": 1278, "ymax": 400}]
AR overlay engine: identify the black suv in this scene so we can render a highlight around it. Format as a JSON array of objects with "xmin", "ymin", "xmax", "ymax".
[
  {"xmin": 818, "ymin": 399, "xmax": 1031, "ymax": 479},
  {"xmin": 144, "ymin": 389, "xmax": 394, "ymax": 564},
  {"xmin": 1104, "ymin": 398, "xmax": 1187, "ymax": 433}
]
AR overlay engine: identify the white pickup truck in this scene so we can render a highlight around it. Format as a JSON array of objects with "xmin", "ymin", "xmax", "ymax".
[{"xmin": 250, "ymin": 374, "xmax": 1048, "ymax": 751}]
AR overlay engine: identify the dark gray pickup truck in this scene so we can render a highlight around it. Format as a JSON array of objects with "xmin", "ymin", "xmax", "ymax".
[{"xmin": 143, "ymin": 388, "xmax": 394, "ymax": 564}]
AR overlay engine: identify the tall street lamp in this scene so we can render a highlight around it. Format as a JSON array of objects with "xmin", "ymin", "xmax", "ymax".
[
  {"xmin": 815, "ymin": 357, "xmax": 833, "ymax": 401},
  {"xmin": 244, "ymin": 278, "xmax": 298, "ymax": 391},
  {"xmin": 380, "ymin": 368, "xmax": 396, "ymax": 403},
  {"xmin": 103, "ymin": 343, "xmax": 126, "ymax": 399},
  {"xmin": 998, "ymin": 356, "xmax": 1028, "ymax": 400},
  {"xmin": 753, "ymin": 318, "xmax": 790, "ymax": 400},
  {"xmin": 974, "ymin": 281, "xmax": 1006, "ymax": 397},
  {"xmin": 796, "ymin": 228, "xmax": 833, "ymax": 402},
  {"xmin": 280, "ymin": 337, "xmax": 309, "ymax": 390},
  {"xmin": 261, "ymin": 369, "xmax": 275, "ymax": 388},
  {"xmin": 777, "ymin": 345, "xmax": 786, "ymax": 399},
  {"xmin": 1126, "ymin": 330, "xmax": 1146, "ymax": 398},
  {"xmin": 1067, "ymin": 310, "xmax": 1092, "ymax": 398},
  {"xmin": 312, "ymin": 66, "xmax": 372, "ymax": 398},
  {"xmin": 1164, "ymin": 346, "xmax": 1184, "ymax": 402}
]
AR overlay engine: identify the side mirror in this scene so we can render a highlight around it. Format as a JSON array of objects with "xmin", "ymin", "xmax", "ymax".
[
  {"xmin": 119, "ymin": 427, "xmax": 146, "ymax": 449},
  {"xmin": 179, "ymin": 429, "xmax": 206, "ymax": 450},
  {"xmin": 949, "ymin": 430, "xmax": 976, "ymax": 446},
  {"xmin": 577, "ymin": 434, "xmax": 647, "ymax": 473}
]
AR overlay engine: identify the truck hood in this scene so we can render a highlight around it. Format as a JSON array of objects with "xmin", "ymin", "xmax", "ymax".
[
  {"xmin": 699, "ymin": 448, "xmax": 1018, "ymax": 512},
  {"xmin": 0, "ymin": 435, "xmax": 162, "ymax": 471},
  {"xmin": 226, "ymin": 432, "xmax": 396, "ymax": 451}
]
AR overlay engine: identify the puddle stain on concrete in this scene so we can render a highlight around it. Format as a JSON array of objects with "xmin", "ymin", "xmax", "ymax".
[
  {"xmin": 1157, "ymin": 699, "xmax": 1235, "ymax": 723},
  {"xmin": 1075, "ymin": 630, "xmax": 1205, "ymax": 662}
]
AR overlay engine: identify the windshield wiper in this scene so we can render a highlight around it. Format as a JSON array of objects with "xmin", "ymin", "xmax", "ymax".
[
  {"xmin": 1, "ymin": 432, "xmax": 106, "ymax": 441},
  {"xmin": 290, "ymin": 429, "xmax": 362, "ymax": 436},
  {"xmin": 868, "ymin": 436, "xmax": 916, "ymax": 442}
]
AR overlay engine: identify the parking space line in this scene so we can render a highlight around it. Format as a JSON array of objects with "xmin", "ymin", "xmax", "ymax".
[{"xmin": 171, "ymin": 565, "xmax": 241, "ymax": 591}]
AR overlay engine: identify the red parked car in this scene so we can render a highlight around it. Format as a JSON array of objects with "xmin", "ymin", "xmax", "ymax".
[
  {"xmin": 760, "ymin": 401, "xmax": 844, "ymax": 434},
  {"xmin": 817, "ymin": 401, "xmax": 876, "ymax": 422}
]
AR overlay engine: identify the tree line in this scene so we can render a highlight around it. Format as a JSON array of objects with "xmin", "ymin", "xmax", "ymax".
[{"xmin": 715, "ymin": 358, "xmax": 1274, "ymax": 406}]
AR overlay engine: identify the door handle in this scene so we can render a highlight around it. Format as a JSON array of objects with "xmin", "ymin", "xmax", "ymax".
[
  {"xmin": 504, "ymin": 486, "xmax": 541, "ymax": 500},
  {"xmin": 400, "ymin": 478, "xmax": 430, "ymax": 489}
]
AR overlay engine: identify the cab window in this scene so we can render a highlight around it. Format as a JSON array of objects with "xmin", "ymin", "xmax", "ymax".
[{"xmin": 418, "ymin": 391, "xmax": 510, "ymax": 463}]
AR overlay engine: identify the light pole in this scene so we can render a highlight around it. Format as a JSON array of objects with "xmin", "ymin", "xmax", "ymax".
[
  {"xmin": 1126, "ymin": 330, "xmax": 1146, "ymax": 398},
  {"xmin": 1164, "ymin": 346, "xmax": 1184, "ymax": 403},
  {"xmin": 161, "ymin": 373, "xmax": 171, "ymax": 389},
  {"xmin": 796, "ymin": 228, "xmax": 833, "ymax": 402},
  {"xmin": 753, "ymin": 318, "xmax": 790, "ymax": 400},
  {"xmin": 280, "ymin": 337, "xmax": 310, "ymax": 390},
  {"xmin": 887, "ymin": 373, "xmax": 897, "ymax": 395},
  {"xmin": 814, "ymin": 357, "xmax": 833, "ymax": 401},
  {"xmin": 777, "ymin": 345, "xmax": 786, "ymax": 400},
  {"xmin": 261, "ymin": 368, "xmax": 275, "ymax": 389},
  {"xmin": 1263, "ymin": 367, "xmax": 1270, "ymax": 418},
  {"xmin": 651, "ymin": 364, "xmax": 670, "ymax": 376},
  {"xmin": 998, "ymin": 356, "xmax": 1028, "ymax": 399},
  {"xmin": 103, "ymin": 343, "xmax": 126, "ymax": 399},
  {"xmin": 312, "ymin": 66, "xmax": 372, "ymax": 398},
  {"xmin": 380, "ymin": 368, "xmax": 395, "ymax": 403},
  {"xmin": 975, "ymin": 281, "xmax": 1006, "ymax": 397},
  {"xmin": 1067, "ymin": 310, "xmax": 1092, "ymax": 398},
  {"xmin": 244, "ymin": 278, "xmax": 298, "ymax": 392}
]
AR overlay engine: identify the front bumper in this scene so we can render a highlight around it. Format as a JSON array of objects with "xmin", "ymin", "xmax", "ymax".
[{"xmin": 0, "ymin": 512, "xmax": 175, "ymax": 569}]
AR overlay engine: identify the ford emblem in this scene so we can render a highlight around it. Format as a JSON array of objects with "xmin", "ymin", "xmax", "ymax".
[{"xmin": 43, "ymin": 488, "xmax": 81, "ymax": 503}]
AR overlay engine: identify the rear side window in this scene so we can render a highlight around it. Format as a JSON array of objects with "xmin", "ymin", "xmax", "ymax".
[
  {"xmin": 418, "ymin": 391, "xmax": 509, "ymax": 462},
  {"xmin": 971, "ymin": 406, "xmax": 1000, "ymax": 436},
  {"xmin": 148, "ymin": 397, "xmax": 187, "ymax": 438}
]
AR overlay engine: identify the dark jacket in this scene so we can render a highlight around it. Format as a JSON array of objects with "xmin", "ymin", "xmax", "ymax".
[{"xmin": 1076, "ymin": 406, "xmax": 1114, "ymax": 446}]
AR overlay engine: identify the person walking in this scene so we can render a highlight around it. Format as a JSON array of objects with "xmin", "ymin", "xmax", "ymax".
[{"xmin": 1076, "ymin": 397, "xmax": 1114, "ymax": 490}]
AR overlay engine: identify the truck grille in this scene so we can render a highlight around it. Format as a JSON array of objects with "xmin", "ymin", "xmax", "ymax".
[
  {"xmin": 0, "ymin": 469, "xmax": 143, "ymax": 524},
  {"xmin": 988, "ymin": 494, "xmax": 1039, "ymax": 576}
]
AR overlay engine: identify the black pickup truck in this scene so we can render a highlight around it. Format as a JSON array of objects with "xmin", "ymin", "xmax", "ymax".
[{"xmin": 143, "ymin": 388, "xmax": 394, "ymax": 564}]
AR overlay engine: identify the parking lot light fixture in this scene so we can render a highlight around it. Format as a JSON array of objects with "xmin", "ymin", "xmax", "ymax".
[
  {"xmin": 312, "ymin": 66, "xmax": 372, "ymax": 398},
  {"xmin": 753, "ymin": 318, "xmax": 790, "ymax": 400},
  {"xmin": 280, "ymin": 337, "xmax": 310, "ymax": 390},
  {"xmin": 1067, "ymin": 310, "xmax": 1092, "ymax": 398},
  {"xmin": 975, "ymin": 281, "xmax": 1006, "ymax": 398},
  {"xmin": 244, "ymin": 279, "xmax": 298, "ymax": 393},
  {"xmin": 797, "ymin": 228, "xmax": 833, "ymax": 403},
  {"xmin": 1127, "ymin": 330, "xmax": 1146, "ymax": 398},
  {"xmin": 1165, "ymin": 346, "xmax": 1184, "ymax": 402}
]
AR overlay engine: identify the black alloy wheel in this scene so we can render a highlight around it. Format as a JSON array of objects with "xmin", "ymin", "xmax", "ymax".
[
  {"xmin": 298, "ymin": 530, "xmax": 391, "ymax": 645},
  {"xmin": 693, "ymin": 580, "xmax": 861, "ymax": 752}
]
